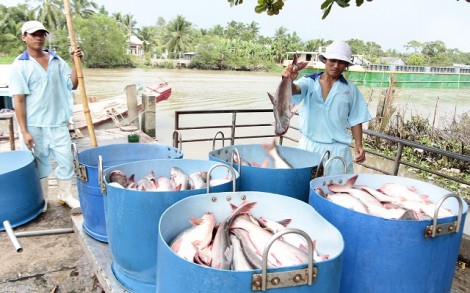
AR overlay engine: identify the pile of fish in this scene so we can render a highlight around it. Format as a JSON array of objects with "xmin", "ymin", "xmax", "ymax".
[
  {"xmin": 315, "ymin": 175, "xmax": 455, "ymax": 220},
  {"xmin": 108, "ymin": 167, "xmax": 230, "ymax": 191},
  {"xmin": 170, "ymin": 201, "xmax": 329, "ymax": 271},
  {"xmin": 232, "ymin": 140, "xmax": 292, "ymax": 169}
]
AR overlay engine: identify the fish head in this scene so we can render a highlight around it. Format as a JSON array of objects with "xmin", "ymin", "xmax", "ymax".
[{"xmin": 109, "ymin": 170, "xmax": 128, "ymax": 187}]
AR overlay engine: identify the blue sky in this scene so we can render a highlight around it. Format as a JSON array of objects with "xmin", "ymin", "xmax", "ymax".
[{"xmin": 5, "ymin": 0, "xmax": 470, "ymax": 52}]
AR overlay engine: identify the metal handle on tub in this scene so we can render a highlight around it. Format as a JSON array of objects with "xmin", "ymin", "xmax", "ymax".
[
  {"xmin": 72, "ymin": 143, "xmax": 88, "ymax": 181},
  {"xmin": 212, "ymin": 131, "xmax": 225, "ymax": 150},
  {"xmin": 313, "ymin": 150, "xmax": 330, "ymax": 179},
  {"xmin": 323, "ymin": 156, "xmax": 347, "ymax": 176},
  {"xmin": 172, "ymin": 130, "xmax": 183, "ymax": 150},
  {"xmin": 206, "ymin": 163, "xmax": 237, "ymax": 193},
  {"xmin": 252, "ymin": 228, "xmax": 317, "ymax": 291},
  {"xmin": 229, "ymin": 148, "xmax": 242, "ymax": 175},
  {"xmin": 98, "ymin": 155, "xmax": 106, "ymax": 194},
  {"xmin": 425, "ymin": 193, "xmax": 464, "ymax": 238}
]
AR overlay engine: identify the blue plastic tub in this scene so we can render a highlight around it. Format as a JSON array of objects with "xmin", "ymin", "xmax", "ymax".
[
  {"xmin": 0, "ymin": 151, "xmax": 43, "ymax": 231},
  {"xmin": 208, "ymin": 144, "xmax": 320, "ymax": 202},
  {"xmin": 157, "ymin": 191, "xmax": 344, "ymax": 293},
  {"xmin": 103, "ymin": 159, "xmax": 239, "ymax": 292},
  {"xmin": 309, "ymin": 174, "xmax": 468, "ymax": 293},
  {"xmin": 75, "ymin": 143, "xmax": 183, "ymax": 242}
]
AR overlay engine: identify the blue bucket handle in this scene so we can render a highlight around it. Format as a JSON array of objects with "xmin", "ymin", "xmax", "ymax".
[
  {"xmin": 229, "ymin": 148, "xmax": 242, "ymax": 175},
  {"xmin": 212, "ymin": 131, "xmax": 225, "ymax": 150},
  {"xmin": 253, "ymin": 228, "xmax": 316, "ymax": 291},
  {"xmin": 72, "ymin": 143, "xmax": 87, "ymax": 181},
  {"xmin": 206, "ymin": 163, "xmax": 237, "ymax": 193},
  {"xmin": 172, "ymin": 130, "xmax": 183, "ymax": 150},
  {"xmin": 425, "ymin": 193, "xmax": 464, "ymax": 238},
  {"xmin": 323, "ymin": 156, "xmax": 347, "ymax": 176},
  {"xmin": 98, "ymin": 155, "xmax": 105, "ymax": 194}
]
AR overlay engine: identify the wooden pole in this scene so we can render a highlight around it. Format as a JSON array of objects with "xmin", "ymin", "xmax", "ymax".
[{"xmin": 63, "ymin": 0, "xmax": 97, "ymax": 147}]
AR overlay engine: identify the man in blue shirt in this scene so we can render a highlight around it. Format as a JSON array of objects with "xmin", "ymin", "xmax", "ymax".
[
  {"xmin": 283, "ymin": 41, "xmax": 372, "ymax": 175},
  {"xmin": 10, "ymin": 20, "xmax": 82, "ymax": 212}
]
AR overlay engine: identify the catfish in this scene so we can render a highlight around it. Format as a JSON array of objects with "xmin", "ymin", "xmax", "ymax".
[{"xmin": 268, "ymin": 54, "xmax": 309, "ymax": 136}]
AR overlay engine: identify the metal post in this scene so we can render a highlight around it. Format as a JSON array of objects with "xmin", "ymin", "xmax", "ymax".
[
  {"xmin": 392, "ymin": 142, "xmax": 403, "ymax": 175},
  {"xmin": 231, "ymin": 112, "xmax": 236, "ymax": 145}
]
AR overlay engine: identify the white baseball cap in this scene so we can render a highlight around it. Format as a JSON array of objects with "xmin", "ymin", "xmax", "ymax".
[
  {"xmin": 319, "ymin": 40, "xmax": 353, "ymax": 65},
  {"xmin": 21, "ymin": 21, "xmax": 49, "ymax": 35}
]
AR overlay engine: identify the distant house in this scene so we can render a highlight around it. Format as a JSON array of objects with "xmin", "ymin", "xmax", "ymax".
[
  {"xmin": 176, "ymin": 52, "xmax": 197, "ymax": 67},
  {"xmin": 128, "ymin": 35, "xmax": 144, "ymax": 56},
  {"xmin": 379, "ymin": 57, "xmax": 406, "ymax": 66}
]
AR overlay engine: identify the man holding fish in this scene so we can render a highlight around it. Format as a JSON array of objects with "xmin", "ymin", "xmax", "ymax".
[{"xmin": 279, "ymin": 40, "xmax": 372, "ymax": 175}]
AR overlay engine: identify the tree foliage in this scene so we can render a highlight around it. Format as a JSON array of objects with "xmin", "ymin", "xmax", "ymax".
[
  {"xmin": 1, "ymin": 1, "xmax": 470, "ymax": 69},
  {"xmin": 74, "ymin": 14, "xmax": 131, "ymax": 67},
  {"xmin": 228, "ymin": 0, "xmax": 374, "ymax": 19}
]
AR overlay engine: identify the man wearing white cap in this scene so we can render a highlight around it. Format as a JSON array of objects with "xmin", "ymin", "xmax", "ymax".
[
  {"xmin": 9, "ymin": 20, "xmax": 82, "ymax": 212},
  {"xmin": 283, "ymin": 40, "xmax": 372, "ymax": 175}
]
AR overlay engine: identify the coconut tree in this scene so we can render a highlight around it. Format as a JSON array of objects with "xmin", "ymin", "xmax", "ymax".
[
  {"xmin": 28, "ymin": 0, "xmax": 64, "ymax": 30},
  {"xmin": 165, "ymin": 15, "xmax": 193, "ymax": 59},
  {"xmin": 246, "ymin": 21, "xmax": 260, "ymax": 41},
  {"xmin": 71, "ymin": 0, "xmax": 98, "ymax": 19}
]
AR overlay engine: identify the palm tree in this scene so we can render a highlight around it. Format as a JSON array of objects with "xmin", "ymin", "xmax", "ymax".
[
  {"xmin": 71, "ymin": 0, "xmax": 98, "ymax": 19},
  {"xmin": 165, "ymin": 15, "xmax": 193, "ymax": 59},
  {"xmin": 28, "ymin": 0, "xmax": 64, "ymax": 31},
  {"xmin": 210, "ymin": 24, "xmax": 224, "ymax": 37},
  {"xmin": 122, "ymin": 13, "xmax": 137, "ymax": 39},
  {"xmin": 246, "ymin": 21, "xmax": 260, "ymax": 41},
  {"xmin": 136, "ymin": 25, "xmax": 157, "ymax": 57}
]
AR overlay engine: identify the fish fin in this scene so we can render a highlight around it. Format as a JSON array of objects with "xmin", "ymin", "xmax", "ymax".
[
  {"xmin": 295, "ymin": 61, "xmax": 309, "ymax": 72},
  {"xmin": 232, "ymin": 201, "xmax": 257, "ymax": 216},
  {"xmin": 224, "ymin": 245, "xmax": 233, "ymax": 263},
  {"xmin": 260, "ymin": 157, "xmax": 270, "ymax": 168},
  {"xmin": 267, "ymin": 92, "xmax": 276, "ymax": 104},
  {"xmin": 170, "ymin": 238, "xmax": 182, "ymax": 253},
  {"xmin": 277, "ymin": 218, "xmax": 292, "ymax": 227},
  {"xmin": 172, "ymin": 184, "xmax": 182, "ymax": 191},
  {"xmin": 314, "ymin": 187, "xmax": 327, "ymax": 198},
  {"xmin": 345, "ymin": 174, "xmax": 359, "ymax": 187},
  {"xmin": 190, "ymin": 217, "xmax": 202, "ymax": 225},
  {"xmin": 194, "ymin": 247, "xmax": 212, "ymax": 266},
  {"xmin": 128, "ymin": 174, "xmax": 135, "ymax": 182}
]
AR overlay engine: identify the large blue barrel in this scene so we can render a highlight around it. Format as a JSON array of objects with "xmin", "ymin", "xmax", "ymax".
[
  {"xmin": 103, "ymin": 159, "xmax": 240, "ymax": 292},
  {"xmin": 157, "ymin": 191, "xmax": 344, "ymax": 293},
  {"xmin": 0, "ymin": 151, "xmax": 43, "ymax": 231},
  {"xmin": 309, "ymin": 174, "xmax": 468, "ymax": 293},
  {"xmin": 209, "ymin": 144, "xmax": 320, "ymax": 202},
  {"xmin": 75, "ymin": 143, "xmax": 183, "ymax": 242}
]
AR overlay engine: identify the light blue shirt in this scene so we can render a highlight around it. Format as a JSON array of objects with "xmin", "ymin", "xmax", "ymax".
[
  {"xmin": 291, "ymin": 72, "xmax": 372, "ymax": 145},
  {"xmin": 9, "ymin": 49, "xmax": 73, "ymax": 127}
]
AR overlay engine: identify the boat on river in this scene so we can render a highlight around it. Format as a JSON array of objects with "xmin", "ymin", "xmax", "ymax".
[
  {"xmin": 283, "ymin": 51, "xmax": 470, "ymax": 89},
  {"xmin": 73, "ymin": 80, "xmax": 172, "ymax": 131}
]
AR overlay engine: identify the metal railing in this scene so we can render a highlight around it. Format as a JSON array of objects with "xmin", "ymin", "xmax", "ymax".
[{"xmin": 173, "ymin": 109, "xmax": 470, "ymax": 186}]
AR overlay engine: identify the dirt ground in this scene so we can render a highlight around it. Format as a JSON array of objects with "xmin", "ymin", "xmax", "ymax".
[{"xmin": 0, "ymin": 179, "xmax": 104, "ymax": 293}]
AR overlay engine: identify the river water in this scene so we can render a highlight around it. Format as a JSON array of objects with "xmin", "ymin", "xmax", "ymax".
[{"xmin": 76, "ymin": 68, "xmax": 470, "ymax": 166}]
